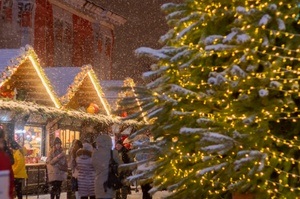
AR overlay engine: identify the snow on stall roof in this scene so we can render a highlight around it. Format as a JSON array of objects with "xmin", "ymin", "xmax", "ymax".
[
  {"xmin": 44, "ymin": 67, "xmax": 81, "ymax": 97},
  {"xmin": 100, "ymin": 80, "xmax": 124, "ymax": 110},
  {"xmin": 0, "ymin": 49, "xmax": 22, "ymax": 72}
]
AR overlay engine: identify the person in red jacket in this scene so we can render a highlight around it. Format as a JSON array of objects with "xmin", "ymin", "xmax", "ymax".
[{"xmin": 0, "ymin": 128, "xmax": 14, "ymax": 199}]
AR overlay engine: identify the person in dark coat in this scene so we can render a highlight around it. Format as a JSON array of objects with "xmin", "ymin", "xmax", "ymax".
[
  {"xmin": 0, "ymin": 128, "xmax": 14, "ymax": 199},
  {"xmin": 68, "ymin": 139, "xmax": 83, "ymax": 199},
  {"xmin": 115, "ymin": 140, "xmax": 132, "ymax": 199},
  {"xmin": 46, "ymin": 137, "xmax": 68, "ymax": 199}
]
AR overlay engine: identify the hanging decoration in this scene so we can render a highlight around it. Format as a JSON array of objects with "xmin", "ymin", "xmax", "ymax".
[{"xmin": 86, "ymin": 102, "xmax": 100, "ymax": 114}]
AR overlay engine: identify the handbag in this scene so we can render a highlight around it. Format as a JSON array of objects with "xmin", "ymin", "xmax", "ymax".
[
  {"xmin": 71, "ymin": 177, "xmax": 78, "ymax": 191},
  {"xmin": 58, "ymin": 162, "xmax": 68, "ymax": 172},
  {"xmin": 103, "ymin": 150, "xmax": 123, "ymax": 192}
]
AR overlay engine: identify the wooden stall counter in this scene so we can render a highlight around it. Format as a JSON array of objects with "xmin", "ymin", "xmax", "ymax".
[{"xmin": 24, "ymin": 163, "xmax": 48, "ymax": 195}]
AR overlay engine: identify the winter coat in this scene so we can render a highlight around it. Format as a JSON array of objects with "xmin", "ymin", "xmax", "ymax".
[
  {"xmin": 68, "ymin": 154, "xmax": 79, "ymax": 178},
  {"xmin": 118, "ymin": 146, "xmax": 132, "ymax": 180},
  {"xmin": 92, "ymin": 135, "xmax": 122, "ymax": 199},
  {"xmin": 0, "ymin": 151, "xmax": 14, "ymax": 199},
  {"xmin": 68, "ymin": 139, "xmax": 83, "ymax": 179},
  {"xmin": 12, "ymin": 149, "xmax": 28, "ymax": 179},
  {"xmin": 3, "ymin": 140, "xmax": 14, "ymax": 165},
  {"xmin": 46, "ymin": 147, "xmax": 68, "ymax": 182},
  {"xmin": 76, "ymin": 147, "xmax": 95, "ymax": 197}
]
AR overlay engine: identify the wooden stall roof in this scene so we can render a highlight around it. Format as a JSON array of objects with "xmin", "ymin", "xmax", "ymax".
[
  {"xmin": 44, "ymin": 65, "xmax": 111, "ymax": 115},
  {"xmin": 0, "ymin": 45, "xmax": 61, "ymax": 108}
]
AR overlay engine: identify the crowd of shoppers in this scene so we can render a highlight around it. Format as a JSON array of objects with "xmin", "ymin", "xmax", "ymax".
[{"xmin": 0, "ymin": 125, "xmax": 154, "ymax": 199}]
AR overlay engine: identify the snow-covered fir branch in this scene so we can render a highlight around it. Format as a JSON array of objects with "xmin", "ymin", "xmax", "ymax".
[
  {"xmin": 147, "ymin": 107, "xmax": 163, "ymax": 118},
  {"xmin": 236, "ymin": 33, "xmax": 250, "ymax": 44},
  {"xmin": 230, "ymin": 65, "xmax": 247, "ymax": 77},
  {"xmin": 242, "ymin": 115, "xmax": 256, "ymax": 125},
  {"xmin": 158, "ymin": 93, "xmax": 178, "ymax": 105},
  {"xmin": 201, "ymin": 143, "xmax": 234, "ymax": 155},
  {"xmin": 204, "ymin": 35, "xmax": 224, "ymax": 45},
  {"xmin": 170, "ymin": 84, "xmax": 206, "ymax": 98},
  {"xmin": 200, "ymin": 132, "xmax": 235, "ymax": 143},
  {"xmin": 259, "ymin": 14, "xmax": 272, "ymax": 26},
  {"xmin": 179, "ymin": 127, "xmax": 210, "ymax": 134},
  {"xmin": 196, "ymin": 162, "xmax": 228, "ymax": 176},
  {"xmin": 276, "ymin": 18, "xmax": 286, "ymax": 30},
  {"xmin": 142, "ymin": 66, "xmax": 168, "ymax": 79},
  {"xmin": 170, "ymin": 48, "xmax": 191, "ymax": 62},
  {"xmin": 146, "ymin": 75, "xmax": 170, "ymax": 89},
  {"xmin": 135, "ymin": 47, "xmax": 176, "ymax": 60},
  {"xmin": 179, "ymin": 53, "xmax": 202, "ymax": 69},
  {"xmin": 205, "ymin": 44, "xmax": 236, "ymax": 51},
  {"xmin": 223, "ymin": 31, "xmax": 238, "ymax": 43},
  {"xmin": 177, "ymin": 22, "xmax": 198, "ymax": 39},
  {"xmin": 196, "ymin": 118, "xmax": 213, "ymax": 124},
  {"xmin": 269, "ymin": 80, "xmax": 282, "ymax": 88},
  {"xmin": 165, "ymin": 10, "xmax": 186, "ymax": 21},
  {"xmin": 171, "ymin": 110, "xmax": 193, "ymax": 116}
]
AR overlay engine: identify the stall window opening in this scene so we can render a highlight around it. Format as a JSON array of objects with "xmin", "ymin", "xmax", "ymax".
[
  {"xmin": 15, "ymin": 126, "xmax": 44, "ymax": 164},
  {"xmin": 56, "ymin": 129, "xmax": 80, "ymax": 155}
]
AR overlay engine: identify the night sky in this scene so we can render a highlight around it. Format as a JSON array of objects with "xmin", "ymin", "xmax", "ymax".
[{"xmin": 94, "ymin": 0, "xmax": 182, "ymax": 84}]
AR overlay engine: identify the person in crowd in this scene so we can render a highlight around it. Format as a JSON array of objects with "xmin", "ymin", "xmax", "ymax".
[
  {"xmin": 68, "ymin": 139, "xmax": 83, "ymax": 199},
  {"xmin": 76, "ymin": 143, "xmax": 95, "ymax": 199},
  {"xmin": 0, "ymin": 128, "xmax": 14, "ymax": 199},
  {"xmin": 92, "ymin": 134, "xmax": 122, "ymax": 199},
  {"xmin": 122, "ymin": 137, "xmax": 132, "ymax": 150},
  {"xmin": 46, "ymin": 137, "xmax": 68, "ymax": 199},
  {"xmin": 115, "ymin": 140, "xmax": 132, "ymax": 199},
  {"xmin": 10, "ymin": 140, "xmax": 28, "ymax": 199},
  {"xmin": 3, "ymin": 139, "xmax": 14, "ymax": 165}
]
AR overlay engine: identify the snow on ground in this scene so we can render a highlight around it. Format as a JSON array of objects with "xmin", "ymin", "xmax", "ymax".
[{"xmin": 26, "ymin": 187, "xmax": 171, "ymax": 199}]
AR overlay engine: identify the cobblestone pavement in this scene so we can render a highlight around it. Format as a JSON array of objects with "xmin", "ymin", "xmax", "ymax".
[{"xmin": 26, "ymin": 187, "xmax": 171, "ymax": 199}]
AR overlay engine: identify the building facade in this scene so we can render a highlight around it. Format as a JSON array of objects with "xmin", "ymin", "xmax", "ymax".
[{"xmin": 0, "ymin": 0, "xmax": 126, "ymax": 80}]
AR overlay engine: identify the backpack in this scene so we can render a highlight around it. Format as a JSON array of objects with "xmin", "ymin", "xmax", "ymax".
[{"xmin": 103, "ymin": 150, "xmax": 123, "ymax": 192}]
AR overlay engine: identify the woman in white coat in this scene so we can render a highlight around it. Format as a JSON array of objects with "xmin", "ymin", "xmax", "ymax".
[{"xmin": 92, "ymin": 134, "xmax": 122, "ymax": 199}]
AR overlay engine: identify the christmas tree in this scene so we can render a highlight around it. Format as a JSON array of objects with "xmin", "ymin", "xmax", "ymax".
[{"xmin": 129, "ymin": 0, "xmax": 300, "ymax": 198}]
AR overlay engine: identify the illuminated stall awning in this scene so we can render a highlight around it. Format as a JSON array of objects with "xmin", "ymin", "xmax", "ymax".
[
  {"xmin": 0, "ymin": 45, "xmax": 61, "ymax": 108},
  {"xmin": 0, "ymin": 99, "xmax": 119, "ymax": 126},
  {"xmin": 44, "ymin": 65, "xmax": 111, "ymax": 116}
]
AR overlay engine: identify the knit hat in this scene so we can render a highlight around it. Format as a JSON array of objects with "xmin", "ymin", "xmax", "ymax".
[
  {"xmin": 53, "ymin": 137, "xmax": 62, "ymax": 145},
  {"xmin": 82, "ymin": 143, "xmax": 93, "ymax": 152}
]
